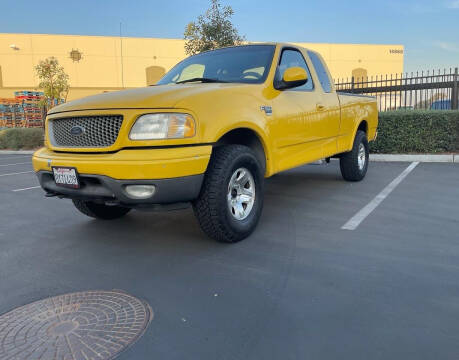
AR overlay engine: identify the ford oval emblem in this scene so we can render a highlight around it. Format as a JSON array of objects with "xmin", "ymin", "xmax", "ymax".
[{"xmin": 70, "ymin": 126, "xmax": 85, "ymax": 136}]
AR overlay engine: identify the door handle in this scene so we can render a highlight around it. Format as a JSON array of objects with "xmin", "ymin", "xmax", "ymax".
[{"xmin": 316, "ymin": 103, "xmax": 325, "ymax": 111}]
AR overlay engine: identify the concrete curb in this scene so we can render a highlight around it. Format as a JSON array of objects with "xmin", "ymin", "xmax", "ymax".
[
  {"xmin": 0, "ymin": 150, "xmax": 35, "ymax": 155},
  {"xmin": 370, "ymin": 154, "xmax": 459, "ymax": 163}
]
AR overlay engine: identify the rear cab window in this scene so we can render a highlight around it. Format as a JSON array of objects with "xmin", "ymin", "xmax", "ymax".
[{"xmin": 307, "ymin": 51, "xmax": 332, "ymax": 93}]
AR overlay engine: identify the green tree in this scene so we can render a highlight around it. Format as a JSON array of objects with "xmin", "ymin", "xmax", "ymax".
[
  {"xmin": 35, "ymin": 57, "xmax": 69, "ymax": 108},
  {"xmin": 184, "ymin": 0, "xmax": 245, "ymax": 56}
]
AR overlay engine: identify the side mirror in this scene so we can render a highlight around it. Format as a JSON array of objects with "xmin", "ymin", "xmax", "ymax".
[{"xmin": 275, "ymin": 67, "xmax": 308, "ymax": 90}]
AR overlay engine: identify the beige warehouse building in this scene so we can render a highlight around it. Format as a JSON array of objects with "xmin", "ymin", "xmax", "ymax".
[{"xmin": 0, "ymin": 33, "xmax": 404, "ymax": 101}]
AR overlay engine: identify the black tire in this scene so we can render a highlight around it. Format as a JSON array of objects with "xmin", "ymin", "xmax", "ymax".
[
  {"xmin": 193, "ymin": 145, "xmax": 264, "ymax": 243},
  {"xmin": 340, "ymin": 130, "xmax": 369, "ymax": 182},
  {"xmin": 72, "ymin": 199, "xmax": 131, "ymax": 220}
]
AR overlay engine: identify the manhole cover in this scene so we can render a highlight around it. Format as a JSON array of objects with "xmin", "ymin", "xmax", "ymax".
[{"xmin": 0, "ymin": 290, "xmax": 152, "ymax": 360}]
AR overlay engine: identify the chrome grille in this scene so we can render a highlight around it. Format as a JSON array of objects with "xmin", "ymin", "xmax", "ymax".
[{"xmin": 49, "ymin": 115, "xmax": 123, "ymax": 148}]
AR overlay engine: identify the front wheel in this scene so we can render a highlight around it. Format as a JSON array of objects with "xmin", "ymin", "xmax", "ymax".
[
  {"xmin": 193, "ymin": 145, "xmax": 264, "ymax": 243},
  {"xmin": 339, "ymin": 130, "xmax": 369, "ymax": 182},
  {"xmin": 72, "ymin": 199, "xmax": 131, "ymax": 220}
]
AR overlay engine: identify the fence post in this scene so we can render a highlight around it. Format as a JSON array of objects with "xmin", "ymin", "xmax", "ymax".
[
  {"xmin": 452, "ymin": 67, "xmax": 458, "ymax": 110},
  {"xmin": 351, "ymin": 76, "xmax": 355, "ymax": 93}
]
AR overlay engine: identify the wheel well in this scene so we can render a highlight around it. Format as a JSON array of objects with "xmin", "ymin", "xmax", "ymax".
[
  {"xmin": 215, "ymin": 128, "xmax": 266, "ymax": 172},
  {"xmin": 358, "ymin": 120, "xmax": 368, "ymax": 135}
]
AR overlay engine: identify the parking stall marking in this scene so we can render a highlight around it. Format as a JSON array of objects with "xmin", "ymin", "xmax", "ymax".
[
  {"xmin": 12, "ymin": 186, "xmax": 41, "ymax": 192},
  {"xmin": 342, "ymin": 162, "xmax": 420, "ymax": 231},
  {"xmin": 0, "ymin": 171, "xmax": 34, "ymax": 177},
  {"xmin": 0, "ymin": 156, "xmax": 32, "ymax": 161},
  {"xmin": 0, "ymin": 162, "xmax": 31, "ymax": 167}
]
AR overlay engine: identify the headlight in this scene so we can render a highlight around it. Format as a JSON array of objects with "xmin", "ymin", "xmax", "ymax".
[{"xmin": 129, "ymin": 113, "xmax": 195, "ymax": 140}]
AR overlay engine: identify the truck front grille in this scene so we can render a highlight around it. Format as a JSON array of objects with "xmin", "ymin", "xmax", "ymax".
[{"xmin": 49, "ymin": 115, "xmax": 123, "ymax": 148}]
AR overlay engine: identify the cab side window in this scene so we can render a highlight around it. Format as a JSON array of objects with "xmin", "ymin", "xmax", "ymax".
[
  {"xmin": 307, "ymin": 51, "xmax": 332, "ymax": 93},
  {"xmin": 277, "ymin": 49, "xmax": 313, "ymax": 91}
]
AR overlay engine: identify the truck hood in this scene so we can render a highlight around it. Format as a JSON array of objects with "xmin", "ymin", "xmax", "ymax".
[{"xmin": 48, "ymin": 83, "xmax": 258, "ymax": 114}]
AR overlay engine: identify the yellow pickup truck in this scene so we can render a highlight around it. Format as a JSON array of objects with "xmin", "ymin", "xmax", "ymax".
[{"xmin": 33, "ymin": 43, "xmax": 378, "ymax": 243}]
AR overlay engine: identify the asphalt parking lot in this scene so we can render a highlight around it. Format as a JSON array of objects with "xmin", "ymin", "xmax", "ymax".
[{"xmin": 1, "ymin": 153, "xmax": 459, "ymax": 359}]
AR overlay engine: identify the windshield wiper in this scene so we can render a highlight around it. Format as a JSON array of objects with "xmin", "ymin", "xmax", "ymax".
[{"xmin": 176, "ymin": 77, "xmax": 228, "ymax": 84}]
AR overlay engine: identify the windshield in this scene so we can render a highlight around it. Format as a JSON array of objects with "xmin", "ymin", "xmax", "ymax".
[{"xmin": 157, "ymin": 45, "xmax": 275, "ymax": 85}]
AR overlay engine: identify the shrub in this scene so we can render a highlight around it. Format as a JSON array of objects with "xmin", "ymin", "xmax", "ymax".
[
  {"xmin": 0, "ymin": 128, "xmax": 44, "ymax": 150},
  {"xmin": 370, "ymin": 110, "xmax": 459, "ymax": 153}
]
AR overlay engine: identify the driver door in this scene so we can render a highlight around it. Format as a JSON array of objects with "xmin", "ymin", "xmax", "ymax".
[{"xmin": 270, "ymin": 48, "xmax": 322, "ymax": 172}]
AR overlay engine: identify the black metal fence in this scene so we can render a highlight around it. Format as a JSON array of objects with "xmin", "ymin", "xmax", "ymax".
[{"xmin": 334, "ymin": 67, "xmax": 459, "ymax": 112}]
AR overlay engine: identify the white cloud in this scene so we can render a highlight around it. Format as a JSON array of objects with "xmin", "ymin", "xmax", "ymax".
[
  {"xmin": 447, "ymin": 0, "xmax": 459, "ymax": 9},
  {"xmin": 435, "ymin": 42, "xmax": 459, "ymax": 53}
]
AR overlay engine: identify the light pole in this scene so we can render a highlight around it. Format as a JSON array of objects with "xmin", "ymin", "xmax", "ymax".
[{"xmin": 120, "ymin": 23, "xmax": 125, "ymax": 89}]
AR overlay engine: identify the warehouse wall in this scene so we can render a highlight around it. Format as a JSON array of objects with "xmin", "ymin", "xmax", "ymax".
[
  {"xmin": 293, "ymin": 42, "xmax": 405, "ymax": 81},
  {"xmin": 0, "ymin": 33, "xmax": 187, "ymax": 89},
  {"xmin": 0, "ymin": 33, "xmax": 404, "ymax": 100}
]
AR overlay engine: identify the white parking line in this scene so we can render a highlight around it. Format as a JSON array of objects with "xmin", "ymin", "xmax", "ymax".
[
  {"xmin": 0, "ymin": 162, "xmax": 31, "ymax": 167},
  {"xmin": 12, "ymin": 186, "xmax": 41, "ymax": 192},
  {"xmin": 0, "ymin": 156, "xmax": 32, "ymax": 161},
  {"xmin": 342, "ymin": 162, "xmax": 420, "ymax": 230},
  {"xmin": 0, "ymin": 171, "xmax": 34, "ymax": 177}
]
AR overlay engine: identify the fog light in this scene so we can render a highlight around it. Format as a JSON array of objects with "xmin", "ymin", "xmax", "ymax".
[{"xmin": 124, "ymin": 185, "xmax": 156, "ymax": 199}]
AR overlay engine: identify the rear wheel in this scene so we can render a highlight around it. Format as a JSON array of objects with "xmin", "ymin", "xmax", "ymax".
[
  {"xmin": 72, "ymin": 199, "xmax": 131, "ymax": 220},
  {"xmin": 340, "ymin": 130, "xmax": 369, "ymax": 182},
  {"xmin": 193, "ymin": 145, "xmax": 264, "ymax": 243}
]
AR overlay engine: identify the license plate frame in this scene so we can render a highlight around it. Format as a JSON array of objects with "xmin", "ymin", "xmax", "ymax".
[{"xmin": 52, "ymin": 166, "xmax": 80, "ymax": 189}]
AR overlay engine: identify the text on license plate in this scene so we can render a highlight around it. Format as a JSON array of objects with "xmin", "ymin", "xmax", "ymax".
[{"xmin": 52, "ymin": 167, "xmax": 80, "ymax": 188}]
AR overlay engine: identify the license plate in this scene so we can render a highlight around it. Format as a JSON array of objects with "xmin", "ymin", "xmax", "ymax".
[{"xmin": 52, "ymin": 167, "xmax": 80, "ymax": 188}]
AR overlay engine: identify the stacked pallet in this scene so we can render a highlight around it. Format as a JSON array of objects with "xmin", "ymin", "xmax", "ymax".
[
  {"xmin": 14, "ymin": 91, "xmax": 45, "ymax": 128},
  {"xmin": 0, "ymin": 91, "xmax": 66, "ymax": 128},
  {"xmin": 0, "ymin": 98, "xmax": 24, "ymax": 127}
]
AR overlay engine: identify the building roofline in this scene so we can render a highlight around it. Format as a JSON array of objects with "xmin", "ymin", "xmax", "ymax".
[
  {"xmin": 0, "ymin": 32, "xmax": 184, "ymax": 41},
  {"xmin": 0, "ymin": 32, "xmax": 404, "ymax": 47}
]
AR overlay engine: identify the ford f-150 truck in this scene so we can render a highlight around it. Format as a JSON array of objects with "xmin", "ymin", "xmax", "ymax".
[{"xmin": 33, "ymin": 43, "xmax": 378, "ymax": 243}]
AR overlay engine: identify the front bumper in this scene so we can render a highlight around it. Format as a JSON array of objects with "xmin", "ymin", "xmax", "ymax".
[
  {"xmin": 32, "ymin": 145, "xmax": 212, "ymax": 205},
  {"xmin": 36, "ymin": 171, "xmax": 204, "ymax": 206}
]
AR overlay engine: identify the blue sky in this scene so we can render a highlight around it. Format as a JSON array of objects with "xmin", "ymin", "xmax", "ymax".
[{"xmin": 2, "ymin": 0, "xmax": 458, "ymax": 73}]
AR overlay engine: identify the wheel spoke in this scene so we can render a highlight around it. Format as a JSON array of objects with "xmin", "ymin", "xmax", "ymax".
[
  {"xmin": 239, "ymin": 194, "xmax": 252, "ymax": 203},
  {"xmin": 235, "ymin": 202, "xmax": 245, "ymax": 218},
  {"xmin": 236, "ymin": 170, "xmax": 248, "ymax": 185}
]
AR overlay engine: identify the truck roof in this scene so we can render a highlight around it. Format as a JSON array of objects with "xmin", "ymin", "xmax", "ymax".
[{"xmin": 199, "ymin": 42, "xmax": 315, "ymax": 55}]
